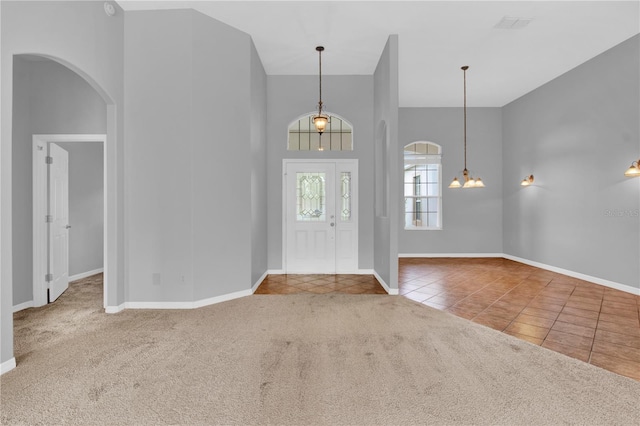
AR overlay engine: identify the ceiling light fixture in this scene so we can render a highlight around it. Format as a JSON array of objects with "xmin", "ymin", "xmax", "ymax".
[
  {"xmin": 313, "ymin": 46, "xmax": 329, "ymax": 151},
  {"xmin": 521, "ymin": 175, "xmax": 534, "ymax": 186},
  {"xmin": 449, "ymin": 66, "xmax": 484, "ymax": 189},
  {"xmin": 624, "ymin": 159, "xmax": 640, "ymax": 177}
]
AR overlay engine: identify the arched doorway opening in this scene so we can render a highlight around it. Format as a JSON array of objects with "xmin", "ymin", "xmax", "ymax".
[{"xmin": 11, "ymin": 53, "xmax": 118, "ymax": 315}]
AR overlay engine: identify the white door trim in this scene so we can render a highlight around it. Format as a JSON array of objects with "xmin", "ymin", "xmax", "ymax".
[
  {"xmin": 32, "ymin": 134, "xmax": 108, "ymax": 309},
  {"xmin": 282, "ymin": 159, "xmax": 359, "ymax": 273}
]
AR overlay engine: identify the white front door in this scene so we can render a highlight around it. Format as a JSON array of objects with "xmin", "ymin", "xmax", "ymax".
[
  {"xmin": 48, "ymin": 143, "xmax": 70, "ymax": 302},
  {"xmin": 284, "ymin": 160, "xmax": 358, "ymax": 274}
]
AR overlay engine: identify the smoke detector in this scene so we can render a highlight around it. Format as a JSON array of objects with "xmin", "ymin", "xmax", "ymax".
[
  {"xmin": 104, "ymin": 2, "xmax": 116, "ymax": 17},
  {"xmin": 494, "ymin": 16, "xmax": 532, "ymax": 29}
]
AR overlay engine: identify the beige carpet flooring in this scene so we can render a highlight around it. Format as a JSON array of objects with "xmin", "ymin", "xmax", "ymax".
[{"xmin": 2, "ymin": 279, "xmax": 640, "ymax": 425}]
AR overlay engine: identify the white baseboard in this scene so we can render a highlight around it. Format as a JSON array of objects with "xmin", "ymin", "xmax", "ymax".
[
  {"xmin": 373, "ymin": 271, "xmax": 399, "ymax": 295},
  {"xmin": 105, "ymin": 303, "xmax": 125, "ymax": 314},
  {"xmin": 1, "ymin": 358, "xmax": 16, "ymax": 375},
  {"xmin": 193, "ymin": 290, "xmax": 253, "ymax": 309},
  {"xmin": 69, "ymin": 268, "xmax": 104, "ymax": 282},
  {"xmin": 268, "ymin": 269, "xmax": 376, "ymax": 275},
  {"xmin": 125, "ymin": 301, "xmax": 194, "ymax": 310},
  {"xmin": 125, "ymin": 289, "xmax": 253, "ymax": 310},
  {"xmin": 13, "ymin": 300, "xmax": 34, "ymax": 312},
  {"xmin": 252, "ymin": 271, "xmax": 269, "ymax": 293},
  {"xmin": 399, "ymin": 253, "xmax": 503, "ymax": 258},
  {"xmin": 503, "ymin": 254, "xmax": 640, "ymax": 296}
]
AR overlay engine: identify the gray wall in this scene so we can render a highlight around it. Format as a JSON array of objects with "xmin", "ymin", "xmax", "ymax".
[
  {"xmin": 266, "ymin": 75, "xmax": 374, "ymax": 271},
  {"xmin": 2, "ymin": 0, "xmax": 124, "ymax": 367},
  {"xmin": 250, "ymin": 41, "xmax": 268, "ymax": 286},
  {"xmin": 124, "ymin": 9, "xmax": 260, "ymax": 302},
  {"xmin": 399, "ymin": 108, "xmax": 503, "ymax": 254},
  {"xmin": 125, "ymin": 10, "xmax": 194, "ymax": 303},
  {"xmin": 12, "ymin": 58, "xmax": 106, "ymax": 306},
  {"xmin": 503, "ymin": 34, "xmax": 640, "ymax": 290},
  {"xmin": 372, "ymin": 36, "xmax": 400, "ymax": 289},
  {"xmin": 56, "ymin": 142, "xmax": 104, "ymax": 278}
]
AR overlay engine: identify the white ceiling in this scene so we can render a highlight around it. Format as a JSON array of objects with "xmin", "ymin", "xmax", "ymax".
[{"xmin": 117, "ymin": 1, "xmax": 640, "ymax": 107}]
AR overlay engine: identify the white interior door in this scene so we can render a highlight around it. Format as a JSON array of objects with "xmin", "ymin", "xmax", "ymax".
[
  {"xmin": 48, "ymin": 143, "xmax": 70, "ymax": 302},
  {"xmin": 285, "ymin": 160, "xmax": 358, "ymax": 274}
]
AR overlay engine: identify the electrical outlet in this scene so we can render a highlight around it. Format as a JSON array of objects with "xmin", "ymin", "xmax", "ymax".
[{"xmin": 152, "ymin": 273, "xmax": 161, "ymax": 286}]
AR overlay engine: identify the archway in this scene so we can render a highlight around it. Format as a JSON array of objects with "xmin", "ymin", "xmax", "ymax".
[{"xmin": 11, "ymin": 53, "xmax": 118, "ymax": 314}]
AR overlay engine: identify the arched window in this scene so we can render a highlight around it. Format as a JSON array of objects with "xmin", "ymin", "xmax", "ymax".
[
  {"xmin": 288, "ymin": 113, "xmax": 353, "ymax": 151},
  {"xmin": 404, "ymin": 142, "xmax": 442, "ymax": 230}
]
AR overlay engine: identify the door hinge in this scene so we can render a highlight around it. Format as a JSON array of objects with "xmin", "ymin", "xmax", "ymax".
[
  {"xmin": 45, "ymin": 215, "xmax": 53, "ymax": 223},
  {"xmin": 45, "ymin": 156, "xmax": 53, "ymax": 164},
  {"xmin": 45, "ymin": 273, "xmax": 53, "ymax": 282}
]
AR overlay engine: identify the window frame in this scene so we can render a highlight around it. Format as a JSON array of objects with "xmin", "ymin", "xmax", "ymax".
[
  {"xmin": 286, "ymin": 112, "xmax": 354, "ymax": 152},
  {"xmin": 403, "ymin": 142, "xmax": 442, "ymax": 231}
]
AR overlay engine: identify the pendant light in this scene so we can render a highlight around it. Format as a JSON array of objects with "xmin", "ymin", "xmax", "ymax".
[
  {"xmin": 449, "ymin": 66, "xmax": 484, "ymax": 189},
  {"xmin": 624, "ymin": 159, "xmax": 640, "ymax": 177},
  {"xmin": 313, "ymin": 46, "xmax": 329, "ymax": 137}
]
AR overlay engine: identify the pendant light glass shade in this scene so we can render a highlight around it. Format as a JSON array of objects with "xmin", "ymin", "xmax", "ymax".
[
  {"xmin": 313, "ymin": 114, "xmax": 329, "ymax": 133},
  {"xmin": 449, "ymin": 66, "xmax": 484, "ymax": 189},
  {"xmin": 624, "ymin": 160, "xmax": 640, "ymax": 177}
]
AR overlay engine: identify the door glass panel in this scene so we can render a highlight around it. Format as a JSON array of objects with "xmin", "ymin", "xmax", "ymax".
[
  {"xmin": 296, "ymin": 172, "xmax": 326, "ymax": 221},
  {"xmin": 341, "ymin": 172, "xmax": 351, "ymax": 221}
]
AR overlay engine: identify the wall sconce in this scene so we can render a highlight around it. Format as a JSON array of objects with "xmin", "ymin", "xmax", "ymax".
[
  {"xmin": 624, "ymin": 159, "xmax": 640, "ymax": 177},
  {"xmin": 520, "ymin": 175, "xmax": 534, "ymax": 186}
]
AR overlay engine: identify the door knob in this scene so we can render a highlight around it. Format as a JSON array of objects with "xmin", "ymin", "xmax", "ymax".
[
  {"xmin": 330, "ymin": 222, "xmax": 335, "ymax": 227},
  {"xmin": 65, "ymin": 225, "xmax": 71, "ymax": 229}
]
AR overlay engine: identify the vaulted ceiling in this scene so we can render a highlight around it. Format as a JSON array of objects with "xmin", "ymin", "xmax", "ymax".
[{"xmin": 117, "ymin": 1, "xmax": 640, "ymax": 107}]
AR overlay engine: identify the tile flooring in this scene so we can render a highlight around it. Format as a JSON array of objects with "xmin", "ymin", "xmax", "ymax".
[
  {"xmin": 257, "ymin": 258, "xmax": 640, "ymax": 381},
  {"xmin": 255, "ymin": 274, "xmax": 387, "ymax": 294}
]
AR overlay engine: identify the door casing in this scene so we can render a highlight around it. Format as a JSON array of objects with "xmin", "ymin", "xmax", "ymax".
[
  {"xmin": 282, "ymin": 159, "xmax": 359, "ymax": 273},
  {"xmin": 32, "ymin": 134, "xmax": 107, "ymax": 308}
]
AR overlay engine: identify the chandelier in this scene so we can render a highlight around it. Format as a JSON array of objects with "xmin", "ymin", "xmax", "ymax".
[{"xmin": 449, "ymin": 66, "xmax": 484, "ymax": 189}]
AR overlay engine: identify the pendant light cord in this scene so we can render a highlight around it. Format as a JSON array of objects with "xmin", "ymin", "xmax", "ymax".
[
  {"xmin": 317, "ymin": 46, "xmax": 324, "ymax": 114},
  {"xmin": 463, "ymin": 66, "xmax": 468, "ymax": 171}
]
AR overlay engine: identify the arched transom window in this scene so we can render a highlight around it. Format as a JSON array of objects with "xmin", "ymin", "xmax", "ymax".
[
  {"xmin": 404, "ymin": 142, "xmax": 442, "ymax": 230},
  {"xmin": 288, "ymin": 114, "xmax": 353, "ymax": 151}
]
